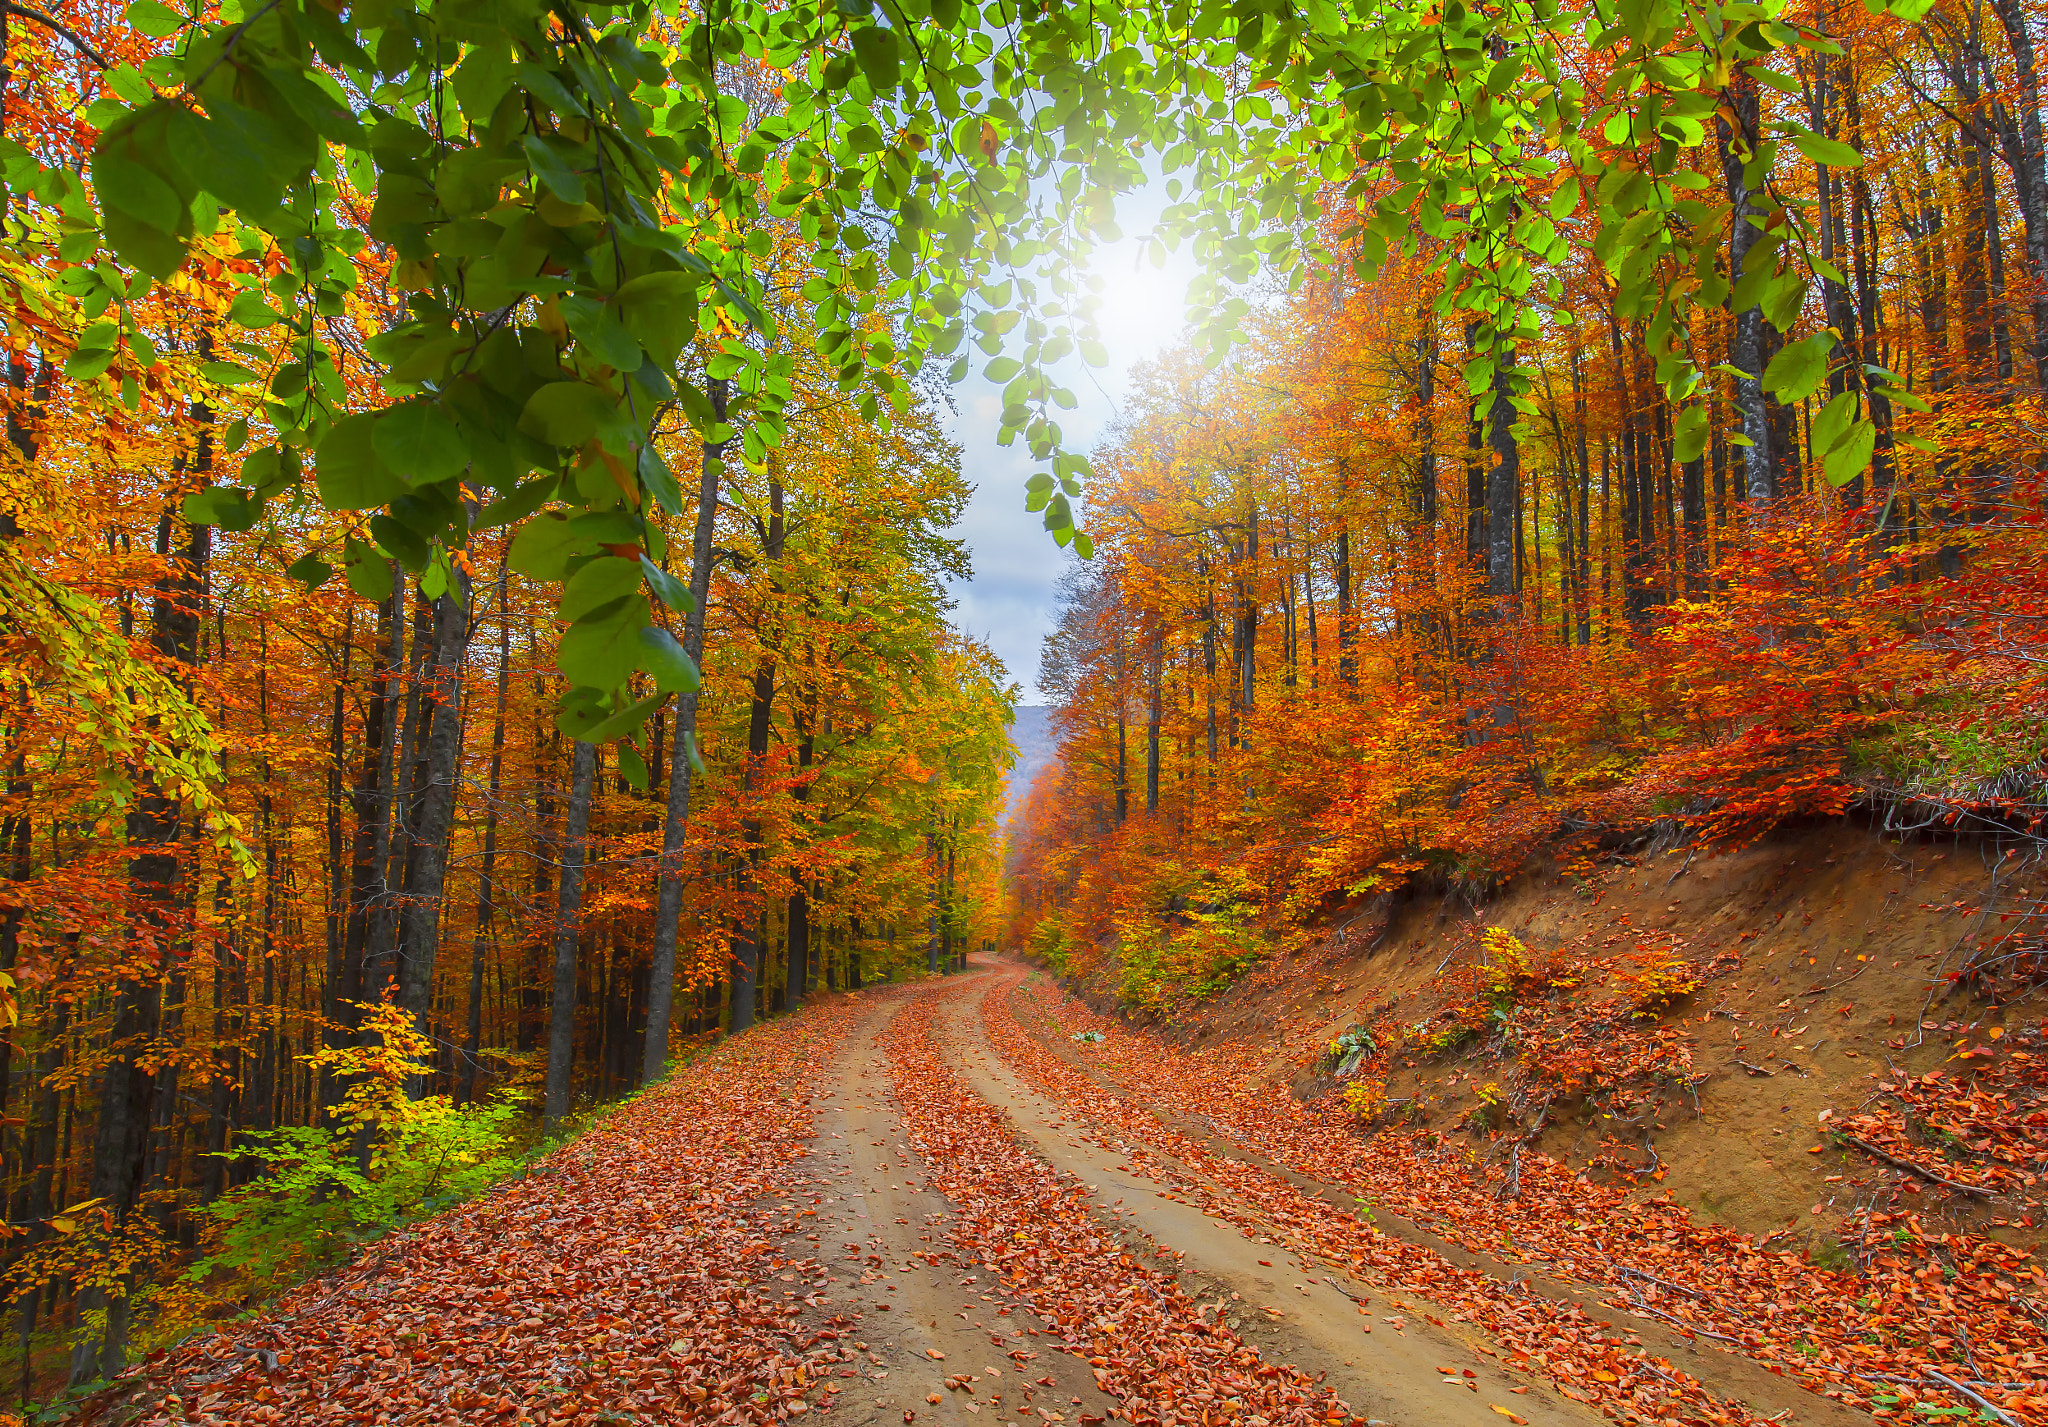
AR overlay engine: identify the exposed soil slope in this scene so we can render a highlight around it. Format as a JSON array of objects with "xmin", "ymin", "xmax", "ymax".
[{"xmin": 1147, "ymin": 821, "xmax": 2044, "ymax": 1264}]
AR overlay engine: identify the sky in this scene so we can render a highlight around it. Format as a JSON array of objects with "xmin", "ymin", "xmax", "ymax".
[{"xmin": 940, "ymin": 214, "xmax": 1201, "ymax": 704}]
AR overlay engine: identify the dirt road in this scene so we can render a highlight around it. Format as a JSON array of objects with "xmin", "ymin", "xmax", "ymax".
[{"xmin": 125, "ymin": 959, "xmax": 1863, "ymax": 1426}]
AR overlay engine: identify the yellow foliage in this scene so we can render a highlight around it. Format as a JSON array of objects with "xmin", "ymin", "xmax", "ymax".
[
  {"xmin": 1620, "ymin": 948, "xmax": 1699, "ymax": 1018},
  {"xmin": 1341, "ymin": 1078, "xmax": 1389, "ymax": 1120},
  {"xmin": 301, "ymin": 996, "xmax": 458, "ymax": 1166}
]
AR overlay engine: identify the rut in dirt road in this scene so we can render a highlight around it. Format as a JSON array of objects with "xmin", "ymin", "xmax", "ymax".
[{"xmin": 108, "ymin": 960, "xmax": 1856, "ymax": 1427}]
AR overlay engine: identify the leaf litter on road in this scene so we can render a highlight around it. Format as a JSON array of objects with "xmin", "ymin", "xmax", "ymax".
[{"xmin": 987, "ymin": 968, "xmax": 2048, "ymax": 1425}]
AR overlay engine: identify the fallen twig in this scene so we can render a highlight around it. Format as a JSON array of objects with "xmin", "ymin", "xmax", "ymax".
[
  {"xmin": 1841, "ymin": 1135, "xmax": 1996, "ymax": 1198},
  {"xmin": 1927, "ymin": 1369, "xmax": 2020, "ymax": 1425},
  {"xmin": 1733, "ymin": 1059, "xmax": 1774, "ymax": 1077},
  {"xmin": 1622, "ymin": 1296, "xmax": 1741, "ymax": 1343}
]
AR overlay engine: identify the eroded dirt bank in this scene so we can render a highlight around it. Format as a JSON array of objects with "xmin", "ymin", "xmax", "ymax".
[{"xmin": 1094, "ymin": 822, "xmax": 2045, "ymax": 1259}]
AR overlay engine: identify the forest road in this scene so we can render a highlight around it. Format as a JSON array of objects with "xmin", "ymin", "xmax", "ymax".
[
  {"xmin": 793, "ymin": 1002, "xmax": 1119, "ymax": 1425},
  {"xmin": 892, "ymin": 957, "xmax": 1869, "ymax": 1427},
  {"xmin": 106, "ymin": 960, "xmax": 1861, "ymax": 1427}
]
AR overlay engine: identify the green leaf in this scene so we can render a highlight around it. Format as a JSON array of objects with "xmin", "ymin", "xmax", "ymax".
[
  {"xmin": 521, "ymin": 133, "xmax": 587, "ymax": 205},
  {"xmin": 1810, "ymin": 390, "xmax": 1858, "ymax": 455},
  {"xmin": 1787, "ymin": 130, "xmax": 1863, "ymax": 170},
  {"xmin": 199, "ymin": 360, "xmax": 263, "ymax": 386},
  {"xmin": 519, "ymin": 381, "xmax": 615, "ymax": 448},
  {"xmin": 369, "ymin": 514, "xmax": 428, "ymax": 571},
  {"xmin": 984, "ymin": 356, "xmax": 1022, "ymax": 382},
  {"xmin": 613, "ymin": 271, "xmax": 701, "ymax": 368},
  {"xmin": 615, "ymin": 742, "xmax": 649, "ymax": 791},
  {"xmin": 452, "ymin": 40, "xmax": 514, "ymax": 126},
  {"xmin": 636, "ymin": 625, "xmax": 700, "ymax": 694},
  {"xmin": 1822, "ymin": 418, "xmax": 1877, "ymax": 486},
  {"xmin": 436, "ymin": 148, "xmax": 522, "ymax": 217},
  {"xmin": 561, "ymin": 555, "xmax": 644, "ymax": 622},
  {"xmin": 1672, "ymin": 404, "xmax": 1707, "ymax": 464},
  {"xmin": 560, "ymin": 294, "xmax": 642, "ymax": 372},
  {"xmin": 850, "ymin": 24, "xmax": 901, "ymax": 90},
  {"xmin": 373, "ymin": 401, "xmax": 469, "ymax": 484},
  {"xmin": 285, "ymin": 553, "xmax": 333, "ymax": 589},
  {"xmin": 315, "ymin": 413, "xmax": 406, "ymax": 511},
  {"xmin": 639, "ymin": 443, "xmax": 683, "ymax": 515},
  {"xmin": 94, "ymin": 144, "xmax": 182, "ymax": 231},
  {"xmin": 557, "ymin": 597, "xmax": 648, "ymax": 690},
  {"xmin": 640, "ymin": 555, "xmax": 691, "ymax": 613},
  {"xmin": 101, "ymin": 203, "xmax": 188, "ymax": 281},
  {"xmin": 581, "ymin": 692, "xmax": 665, "ymax": 744},
  {"xmin": 173, "ymin": 97, "xmax": 307, "ymax": 217},
  {"xmin": 555, "ymin": 687, "xmax": 610, "ymax": 739},
  {"xmin": 228, "ymin": 291, "xmax": 283, "ymax": 328},
  {"xmin": 64, "ymin": 347, "xmax": 116, "ymax": 381},
  {"xmin": 508, "ymin": 514, "xmax": 591, "ymax": 581},
  {"xmin": 477, "ymin": 475, "xmax": 559, "ymax": 530},
  {"xmin": 182, "ymin": 485, "xmax": 257, "ymax": 531},
  {"xmin": 343, "ymin": 534, "xmax": 394, "ymax": 600},
  {"xmin": 124, "ymin": 0, "xmax": 184, "ymax": 37},
  {"xmin": 1762, "ymin": 334, "xmax": 1831, "ymax": 403}
]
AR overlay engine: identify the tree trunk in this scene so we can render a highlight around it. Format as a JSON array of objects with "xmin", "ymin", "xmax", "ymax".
[
  {"xmin": 1720, "ymin": 77, "xmax": 1776, "ymax": 504},
  {"xmin": 1485, "ymin": 352, "xmax": 1519, "ymax": 603},
  {"xmin": 727, "ymin": 457, "xmax": 784, "ymax": 1035},
  {"xmin": 786, "ymin": 720, "xmax": 814, "ymax": 1005},
  {"xmin": 395, "ymin": 575, "xmax": 473, "ymax": 1051},
  {"xmin": 642, "ymin": 379, "xmax": 727, "ymax": 1082},
  {"xmin": 74, "ymin": 485, "xmax": 210, "ymax": 1385},
  {"xmin": 1145, "ymin": 619, "xmax": 1161, "ymax": 815},
  {"xmin": 368, "ymin": 590, "xmax": 435, "ymax": 1004},
  {"xmin": 460, "ymin": 572, "xmax": 511, "ymax": 1105},
  {"xmin": 1113, "ymin": 629, "xmax": 1128, "ymax": 824},
  {"xmin": 1988, "ymin": 0, "xmax": 2048, "ymax": 392},
  {"xmin": 329, "ymin": 584, "xmax": 399, "ymax": 1103},
  {"xmin": 543, "ymin": 740, "xmax": 597, "ymax": 1132}
]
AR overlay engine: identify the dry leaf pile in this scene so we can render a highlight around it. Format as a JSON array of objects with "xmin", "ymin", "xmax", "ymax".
[
  {"xmin": 991, "ymin": 971, "xmax": 2048, "ymax": 1425},
  {"xmin": 881, "ymin": 983, "xmax": 1355, "ymax": 1427},
  {"xmin": 1836, "ymin": 1036, "xmax": 2048, "ymax": 1200},
  {"xmin": 119, "ymin": 996, "xmax": 874, "ymax": 1425}
]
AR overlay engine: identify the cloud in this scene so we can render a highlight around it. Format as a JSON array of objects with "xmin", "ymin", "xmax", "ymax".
[{"xmin": 941, "ymin": 192, "xmax": 1201, "ymax": 701}]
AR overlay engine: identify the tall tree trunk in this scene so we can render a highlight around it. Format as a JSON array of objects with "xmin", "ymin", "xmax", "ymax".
[
  {"xmin": 786, "ymin": 717, "xmax": 814, "ymax": 1006},
  {"xmin": 1987, "ymin": 0, "xmax": 2048, "ymax": 392},
  {"xmin": 1200, "ymin": 554, "xmax": 1218, "ymax": 770},
  {"xmin": 642, "ymin": 379, "xmax": 727, "ymax": 1082},
  {"xmin": 728, "ymin": 651, "xmax": 775, "ymax": 1031},
  {"xmin": 395, "ymin": 573, "xmax": 473, "ymax": 1053},
  {"xmin": 543, "ymin": 740, "xmax": 597, "ymax": 1132},
  {"xmin": 1332, "ymin": 522, "xmax": 1354, "ymax": 684},
  {"xmin": 727, "ymin": 456, "xmax": 783, "ymax": 1035},
  {"xmin": 1113, "ymin": 629, "xmax": 1128, "ymax": 824},
  {"xmin": 74, "ymin": 479, "xmax": 211, "ymax": 1385},
  {"xmin": 460, "ymin": 572, "xmax": 511, "ymax": 1105},
  {"xmin": 329, "ymin": 585, "xmax": 399, "ymax": 1103},
  {"xmin": 1145, "ymin": 619, "xmax": 1161, "ymax": 815},
  {"xmin": 1720, "ymin": 76, "xmax": 1776, "ymax": 504},
  {"xmin": 1485, "ymin": 352, "xmax": 1519, "ymax": 603},
  {"xmin": 1844, "ymin": 67, "xmax": 1896, "ymax": 504},
  {"xmin": 368, "ymin": 590, "xmax": 434, "ymax": 1004}
]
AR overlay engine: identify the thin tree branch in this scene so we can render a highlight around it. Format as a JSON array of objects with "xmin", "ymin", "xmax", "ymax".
[{"xmin": 3, "ymin": 1, "xmax": 112, "ymax": 70}]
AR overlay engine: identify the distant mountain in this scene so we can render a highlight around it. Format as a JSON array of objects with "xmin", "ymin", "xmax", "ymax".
[{"xmin": 1003, "ymin": 705, "xmax": 1058, "ymax": 828}]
